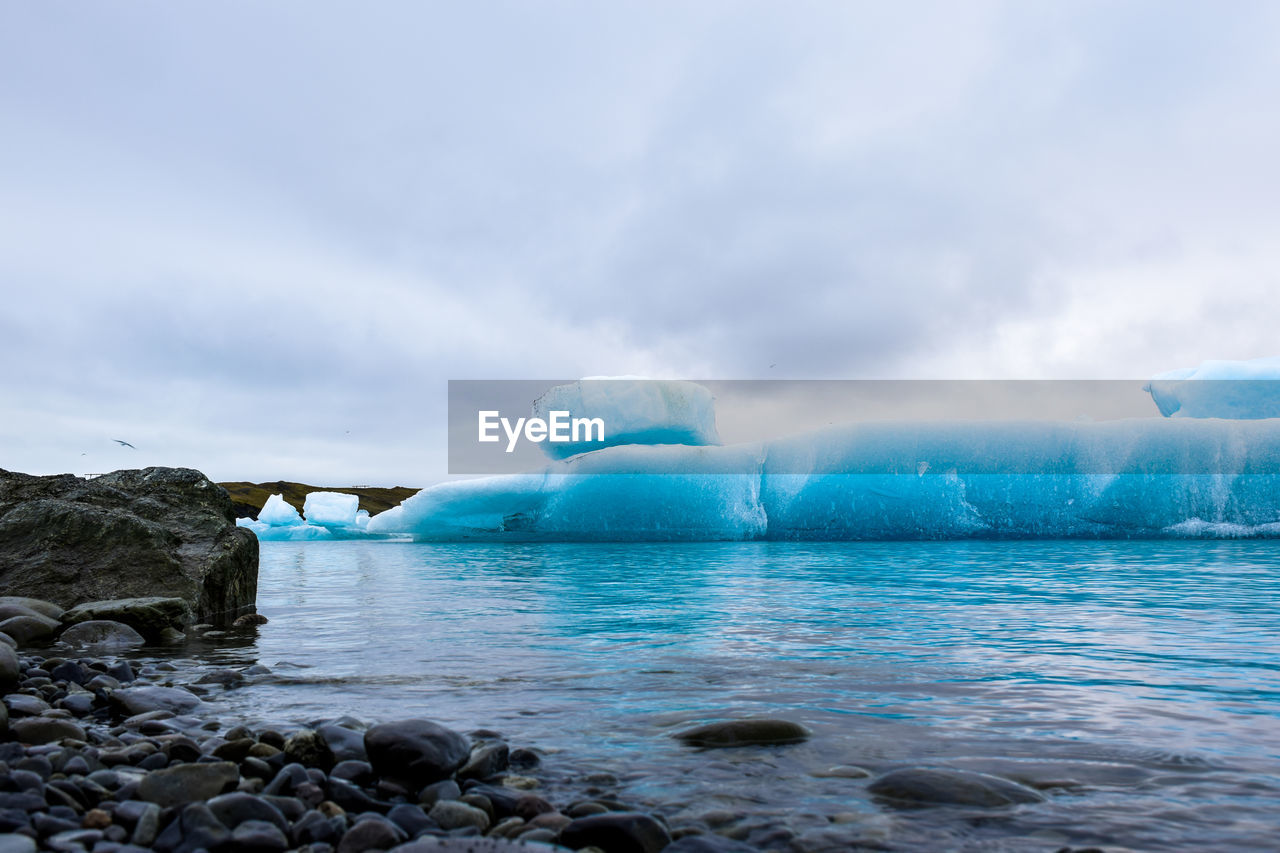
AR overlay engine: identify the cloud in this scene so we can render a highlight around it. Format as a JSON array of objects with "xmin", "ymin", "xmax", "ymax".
[{"xmin": 2, "ymin": 1, "xmax": 1278, "ymax": 484}]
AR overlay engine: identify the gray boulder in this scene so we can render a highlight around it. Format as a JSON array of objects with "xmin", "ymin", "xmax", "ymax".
[
  {"xmin": 59, "ymin": 619, "xmax": 147, "ymax": 649},
  {"xmin": 62, "ymin": 596, "xmax": 193, "ymax": 639},
  {"xmin": 0, "ymin": 467, "xmax": 257, "ymax": 624}
]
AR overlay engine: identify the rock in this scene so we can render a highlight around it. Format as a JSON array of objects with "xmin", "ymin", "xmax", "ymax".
[
  {"xmin": 0, "ymin": 466, "xmax": 258, "ymax": 624},
  {"xmin": 0, "ymin": 613, "xmax": 60, "ymax": 645},
  {"xmin": 337, "ymin": 816, "xmax": 407, "ymax": 852},
  {"xmin": 418, "ymin": 779, "xmax": 462, "ymax": 808},
  {"xmin": 464, "ymin": 784, "xmax": 522, "ymax": 819},
  {"xmin": 867, "ymin": 767, "xmax": 1047, "ymax": 807},
  {"xmin": 0, "ymin": 632, "xmax": 14, "ymax": 648},
  {"xmin": 153, "ymin": 801, "xmax": 231, "ymax": 852},
  {"xmin": 6, "ymin": 694, "xmax": 51, "ymax": 715},
  {"xmin": 61, "ymin": 597, "xmax": 193, "ymax": 639},
  {"xmin": 195, "ymin": 667, "xmax": 245, "ymax": 687},
  {"xmin": 666, "ymin": 835, "xmax": 759, "ymax": 852},
  {"xmin": 428, "ymin": 800, "xmax": 491, "ymax": 832},
  {"xmin": 205, "ymin": 791, "xmax": 289, "ymax": 832},
  {"xmin": 58, "ymin": 619, "xmax": 146, "ymax": 649},
  {"xmin": 233, "ymin": 819, "xmax": 290, "ymax": 851},
  {"xmin": 508, "ymin": 748, "xmax": 541, "ymax": 769},
  {"xmin": 317, "ymin": 722, "xmax": 368, "ymax": 762},
  {"xmin": 0, "ymin": 595, "xmax": 64, "ymax": 620},
  {"xmin": 459, "ymin": 742, "xmax": 509, "ymax": 780},
  {"xmin": 386, "ymin": 803, "xmax": 436, "ymax": 837},
  {"xmin": 111, "ymin": 685, "xmax": 202, "ymax": 715},
  {"xmin": 284, "ymin": 728, "xmax": 336, "ymax": 770},
  {"xmin": 137, "ymin": 761, "xmax": 239, "ymax": 807},
  {"xmin": 0, "ymin": 642, "xmax": 18, "ymax": 682},
  {"xmin": 365, "ymin": 719, "xmax": 471, "ymax": 787},
  {"xmin": 213, "ymin": 737, "xmax": 257, "ymax": 761},
  {"xmin": 674, "ymin": 718, "xmax": 811, "ymax": 747},
  {"xmin": 0, "ymin": 834, "xmax": 37, "ymax": 853},
  {"xmin": 11, "ymin": 717, "xmax": 86, "ymax": 744},
  {"xmin": 558, "ymin": 812, "xmax": 672, "ymax": 853}
]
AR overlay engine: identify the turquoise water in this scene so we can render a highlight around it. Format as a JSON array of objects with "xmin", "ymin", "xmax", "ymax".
[{"xmin": 191, "ymin": 540, "xmax": 1280, "ymax": 850}]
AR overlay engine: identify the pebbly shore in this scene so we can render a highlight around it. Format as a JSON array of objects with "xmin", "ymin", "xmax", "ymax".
[
  {"xmin": 0, "ymin": 592, "xmax": 1109, "ymax": 853},
  {"xmin": 0, "ymin": 644, "xmax": 740, "ymax": 853}
]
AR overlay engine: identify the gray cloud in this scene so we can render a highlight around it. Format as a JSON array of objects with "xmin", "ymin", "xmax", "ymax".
[{"xmin": 2, "ymin": 1, "xmax": 1278, "ymax": 485}]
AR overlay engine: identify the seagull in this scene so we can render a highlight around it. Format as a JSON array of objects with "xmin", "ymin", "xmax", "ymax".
[{"xmin": 113, "ymin": 440, "xmax": 136, "ymax": 449}]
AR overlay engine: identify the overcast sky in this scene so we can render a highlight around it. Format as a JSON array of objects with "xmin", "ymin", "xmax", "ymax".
[{"xmin": 3, "ymin": 1, "xmax": 1278, "ymax": 486}]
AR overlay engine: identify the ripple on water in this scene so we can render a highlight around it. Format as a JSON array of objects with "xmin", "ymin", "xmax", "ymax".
[{"xmin": 134, "ymin": 539, "xmax": 1280, "ymax": 852}]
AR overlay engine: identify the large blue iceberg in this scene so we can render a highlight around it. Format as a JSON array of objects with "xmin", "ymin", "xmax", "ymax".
[
  {"xmin": 367, "ymin": 418, "xmax": 1280, "ymax": 541},
  {"xmin": 238, "ymin": 371, "xmax": 1280, "ymax": 542}
]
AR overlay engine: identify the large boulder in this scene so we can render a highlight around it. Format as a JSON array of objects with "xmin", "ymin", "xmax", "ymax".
[{"xmin": 0, "ymin": 467, "xmax": 257, "ymax": 624}]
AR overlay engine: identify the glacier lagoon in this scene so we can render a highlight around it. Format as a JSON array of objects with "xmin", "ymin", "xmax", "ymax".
[
  {"xmin": 159, "ymin": 538, "xmax": 1279, "ymax": 851},
  {"xmin": 216, "ymin": 369, "xmax": 1280, "ymax": 849}
]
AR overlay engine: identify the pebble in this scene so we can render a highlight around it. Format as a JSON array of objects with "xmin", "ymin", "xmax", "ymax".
[
  {"xmin": 0, "ymin": 625, "xmax": 895, "ymax": 853},
  {"xmin": 429, "ymin": 799, "xmax": 492, "ymax": 832}
]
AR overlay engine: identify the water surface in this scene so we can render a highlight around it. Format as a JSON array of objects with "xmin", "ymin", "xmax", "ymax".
[{"xmin": 184, "ymin": 540, "xmax": 1280, "ymax": 851}]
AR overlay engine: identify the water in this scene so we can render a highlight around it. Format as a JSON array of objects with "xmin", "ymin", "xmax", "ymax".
[{"xmin": 183, "ymin": 540, "xmax": 1279, "ymax": 851}]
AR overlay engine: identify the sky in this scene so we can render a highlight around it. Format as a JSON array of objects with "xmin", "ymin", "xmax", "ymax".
[{"xmin": 3, "ymin": 1, "xmax": 1279, "ymax": 486}]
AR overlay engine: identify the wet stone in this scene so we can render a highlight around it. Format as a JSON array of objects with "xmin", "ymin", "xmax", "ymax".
[
  {"xmin": 337, "ymin": 815, "xmax": 406, "ymax": 853},
  {"xmin": 867, "ymin": 767, "xmax": 1046, "ymax": 808},
  {"xmin": 205, "ymin": 791, "xmax": 289, "ymax": 832},
  {"xmin": 364, "ymin": 719, "xmax": 470, "ymax": 787},
  {"xmin": 232, "ymin": 819, "xmax": 290, "ymax": 851},
  {"xmin": 11, "ymin": 717, "xmax": 85, "ymax": 744},
  {"xmin": 428, "ymin": 800, "xmax": 491, "ymax": 833},
  {"xmin": 136, "ymin": 761, "xmax": 239, "ymax": 807},
  {"xmin": 675, "ymin": 718, "xmax": 811, "ymax": 748},
  {"xmin": 559, "ymin": 812, "xmax": 672, "ymax": 853}
]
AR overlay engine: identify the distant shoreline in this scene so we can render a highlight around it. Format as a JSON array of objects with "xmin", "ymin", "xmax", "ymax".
[{"xmin": 218, "ymin": 482, "xmax": 419, "ymax": 521}]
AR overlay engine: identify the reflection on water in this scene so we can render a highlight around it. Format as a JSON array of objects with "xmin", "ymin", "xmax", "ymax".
[{"xmin": 171, "ymin": 541, "xmax": 1279, "ymax": 851}]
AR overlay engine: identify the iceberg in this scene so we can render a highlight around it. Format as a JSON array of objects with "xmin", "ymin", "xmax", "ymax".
[
  {"xmin": 236, "ymin": 493, "xmax": 335, "ymax": 541},
  {"xmin": 257, "ymin": 493, "xmax": 303, "ymax": 526},
  {"xmin": 367, "ymin": 418, "xmax": 1280, "ymax": 541},
  {"xmin": 1145, "ymin": 357, "xmax": 1280, "ymax": 419},
  {"xmin": 303, "ymin": 491, "xmax": 360, "ymax": 527},
  {"xmin": 235, "ymin": 491, "xmax": 371, "ymax": 541},
  {"xmin": 532, "ymin": 378, "xmax": 720, "ymax": 459}
]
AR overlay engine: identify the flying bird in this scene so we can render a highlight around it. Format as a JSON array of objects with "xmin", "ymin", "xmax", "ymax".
[{"xmin": 113, "ymin": 440, "xmax": 136, "ymax": 449}]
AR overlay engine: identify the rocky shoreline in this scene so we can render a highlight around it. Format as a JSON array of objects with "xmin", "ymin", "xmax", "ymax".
[{"xmin": 0, "ymin": 613, "xmax": 734, "ymax": 853}]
